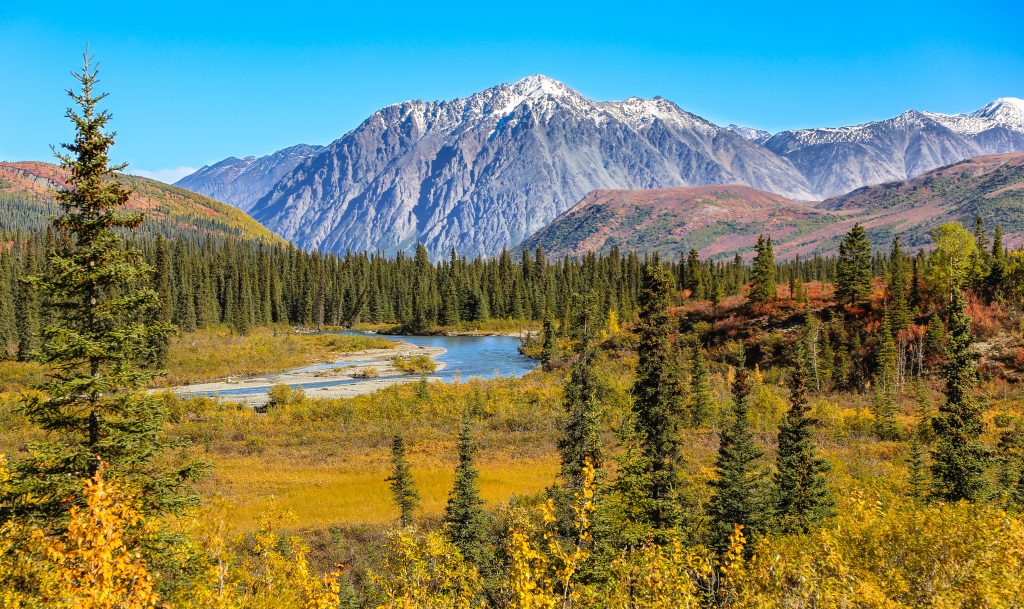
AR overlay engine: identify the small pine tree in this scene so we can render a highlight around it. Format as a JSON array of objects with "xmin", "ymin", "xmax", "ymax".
[
  {"xmin": 689, "ymin": 343, "xmax": 712, "ymax": 427},
  {"xmin": 773, "ymin": 360, "xmax": 833, "ymax": 533},
  {"xmin": 443, "ymin": 416, "xmax": 492, "ymax": 570},
  {"xmin": 707, "ymin": 369, "xmax": 769, "ymax": 553},
  {"xmin": 924, "ymin": 313, "xmax": 947, "ymax": 370},
  {"xmin": 540, "ymin": 315, "xmax": 555, "ymax": 367},
  {"xmin": 931, "ymin": 288, "xmax": 989, "ymax": 502},
  {"xmin": 907, "ymin": 433, "xmax": 929, "ymax": 501},
  {"xmin": 748, "ymin": 234, "xmax": 776, "ymax": 306},
  {"xmin": 386, "ymin": 434, "xmax": 419, "ymax": 527},
  {"xmin": 871, "ymin": 314, "xmax": 901, "ymax": 440}
]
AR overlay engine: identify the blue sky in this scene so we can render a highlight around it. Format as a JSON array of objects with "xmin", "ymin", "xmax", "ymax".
[{"xmin": 2, "ymin": 1, "xmax": 1022, "ymax": 182}]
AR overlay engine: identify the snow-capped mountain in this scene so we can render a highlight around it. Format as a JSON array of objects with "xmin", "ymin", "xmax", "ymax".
[
  {"xmin": 175, "ymin": 144, "xmax": 322, "ymax": 212},
  {"xmin": 175, "ymin": 79, "xmax": 1024, "ymax": 258},
  {"xmin": 761, "ymin": 98, "xmax": 1024, "ymax": 198},
  {"xmin": 726, "ymin": 124, "xmax": 771, "ymax": 141},
  {"xmin": 242, "ymin": 75, "xmax": 814, "ymax": 258}
]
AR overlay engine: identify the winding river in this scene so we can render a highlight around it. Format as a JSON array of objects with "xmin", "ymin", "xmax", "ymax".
[{"xmin": 175, "ymin": 330, "xmax": 537, "ymax": 403}]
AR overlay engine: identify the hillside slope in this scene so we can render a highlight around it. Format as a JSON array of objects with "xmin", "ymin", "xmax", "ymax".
[
  {"xmin": 518, "ymin": 185, "xmax": 834, "ymax": 260},
  {"xmin": 0, "ymin": 161, "xmax": 284, "ymax": 242},
  {"xmin": 521, "ymin": 153, "xmax": 1024, "ymax": 259}
]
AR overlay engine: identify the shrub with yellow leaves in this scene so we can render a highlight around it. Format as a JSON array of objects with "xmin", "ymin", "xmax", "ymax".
[
  {"xmin": 174, "ymin": 507, "xmax": 341, "ymax": 609},
  {"xmin": 0, "ymin": 463, "xmax": 158, "ymax": 609},
  {"xmin": 368, "ymin": 528, "xmax": 484, "ymax": 609},
  {"xmin": 722, "ymin": 491, "xmax": 1024, "ymax": 608},
  {"xmin": 508, "ymin": 459, "xmax": 596, "ymax": 609},
  {"xmin": 601, "ymin": 539, "xmax": 712, "ymax": 609}
]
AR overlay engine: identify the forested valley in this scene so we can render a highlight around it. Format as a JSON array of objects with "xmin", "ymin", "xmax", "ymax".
[{"xmin": 3, "ymin": 57, "xmax": 1024, "ymax": 609}]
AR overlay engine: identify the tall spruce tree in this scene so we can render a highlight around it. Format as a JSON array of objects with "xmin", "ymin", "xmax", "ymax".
[
  {"xmin": 630, "ymin": 263, "xmax": 686, "ymax": 536},
  {"xmin": 554, "ymin": 325, "xmax": 603, "ymax": 539},
  {"xmin": 773, "ymin": 359, "xmax": 833, "ymax": 533},
  {"xmin": 931, "ymin": 287, "xmax": 989, "ymax": 502},
  {"xmin": 557, "ymin": 330, "xmax": 602, "ymax": 495},
  {"xmin": 443, "ymin": 415, "xmax": 492, "ymax": 568},
  {"xmin": 748, "ymin": 234, "xmax": 776, "ymax": 306},
  {"xmin": 8, "ymin": 54, "xmax": 197, "ymax": 519},
  {"xmin": 836, "ymin": 223, "xmax": 873, "ymax": 306},
  {"xmin": 707, "ymin": 369, "xmax": 769, "ymax": 552},
  {"xmin": 386, "ymin": 434, "xmax": 419, "ymax": 527}
]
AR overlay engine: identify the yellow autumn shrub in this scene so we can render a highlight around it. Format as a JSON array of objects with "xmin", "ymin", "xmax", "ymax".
[
  {"xmin": 368, "ymin": 528, "xmax": 484, "ymax": 609},
  {"xmin": 724, "ymin": 491, "xmax": 1024, "ymax": 608},
  {"xmin": 174, "ymin": 506, "xmax": 340, "ymax": 609}
]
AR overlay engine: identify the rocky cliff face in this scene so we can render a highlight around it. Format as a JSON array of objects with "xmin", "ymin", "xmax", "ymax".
[{"xmin": 175, "ymin": 144, "xmax": 322, "ymax": 212}]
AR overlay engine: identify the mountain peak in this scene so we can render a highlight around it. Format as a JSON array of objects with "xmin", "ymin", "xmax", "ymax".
[
  {"xmin": 509, "ymin": 74, "xmax": 575, "ymax": 98},
  {"xmin": 972, "ymin": 97, "xmax": 1024, "ymax": 124}
]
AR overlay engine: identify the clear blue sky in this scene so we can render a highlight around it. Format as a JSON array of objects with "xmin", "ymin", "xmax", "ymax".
[{"xmin": 2, "ymin": 1, "xmax": 1022, "ymax": 182}]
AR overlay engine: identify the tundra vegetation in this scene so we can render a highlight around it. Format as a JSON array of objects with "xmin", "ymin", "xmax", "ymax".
[{"xmin": 3, "ymin": 55, "xmax": 1024, "ymax": 609}]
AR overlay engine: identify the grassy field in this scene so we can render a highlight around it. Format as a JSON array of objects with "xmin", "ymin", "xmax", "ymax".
[{"xmin": 204, "ymin": 454, "xmax": 559, "ymax": 530}]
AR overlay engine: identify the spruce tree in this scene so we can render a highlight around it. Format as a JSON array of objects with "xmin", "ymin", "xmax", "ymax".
[
  {"xmin": 987, "ymin": 224, "xmax": 1007, "ymax": 300},
  {"xmin": 871, "ymin": 314, "xmax": 900, "ymax": 440},
  {"xmin": 557, "ymin": 333, "xmax": 602, "ymax": 491},
  {"xmin": 386, "ymin": 434, "xmax": 419, "ymax": 527},
  {"xmin": 689, "ymin": 343, "xmax": 712, "ymax": 427},
  {"xmin": 773, "ymin": 360, "xmax": 833, "ymax": 533},
  {"xmin": 931, "ymin": 287, "xmax": 988, "ymax": 502},
  {"xmin": 151, "ymin": 234, "xmax": 173, "ymax": 367},
  {"xmin": 907, "ymin": 433, "xmax": 929, "ymax": 501},
  {"xmin": 8, "ymin": 54, "xmax": 197, "ymax": 520},
  {"xmin": 707, "ymin": 369, "xmax": 769, "ymax": 552},
  {"xmin": 443, "ymin": 415, "xmax": 492, "ymax": 568},
  {"xmin": 555, "ymin": 327, "xmax": 602, "ymax": 539},
  {"xmin": 630, "ymin": 263, "xmax": 686, "ymax": 536},
  {"xmin": 836, "ymin": 223, "xmax": 873, "ymax": 306},
  {"xmin": 0, "ymin": 256, "xmax": 19, "ymax": 358},
  {"xmin": 748, "ymin": 234, "xmax": 776, "ymax": 306},
  {"xmin": 540, "ymin": 314, "xmax": 555, "ymax": 367},
  {"xmin": 15, "ymin": 243, "xmax": 42, "ymax": 361},
  {"xmin": 887, "ymin": 236, "xmax": 911, "ymax": 334}
]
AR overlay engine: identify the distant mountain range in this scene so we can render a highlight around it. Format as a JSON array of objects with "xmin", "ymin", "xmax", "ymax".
[
  {"xmin": 175, "ymin": 144, "xmax": 322, "ymax": 212},
  {"xmin": 0, "ymin": 161, "xmax": 283, "ymax": 243},
  {"xmin": 171, "ymin": 76, "xmax": 1024, "ymax": 258},
  {"xmin": 521, "ymin": 153, "xmax": 1024, "ymax": 260}
]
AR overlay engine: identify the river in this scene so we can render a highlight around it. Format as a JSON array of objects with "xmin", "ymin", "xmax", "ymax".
[{"xmin": 174, "ymin": 330, "xmax": 537, "ymax": 403}]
